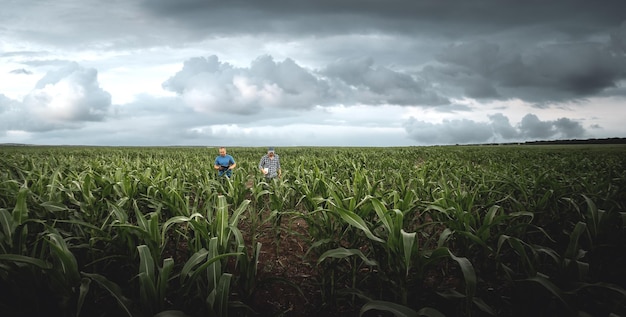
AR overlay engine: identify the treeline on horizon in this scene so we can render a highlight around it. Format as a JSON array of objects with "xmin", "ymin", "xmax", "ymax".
[{"xmin": 471, "ymin": 137, "xmax": 626, "ymax": 146}]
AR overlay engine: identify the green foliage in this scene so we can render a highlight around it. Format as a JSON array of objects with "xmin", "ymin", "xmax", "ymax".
[{"xmin": 0, "ymin": 145, "xmax": 625, "ymax": 316}]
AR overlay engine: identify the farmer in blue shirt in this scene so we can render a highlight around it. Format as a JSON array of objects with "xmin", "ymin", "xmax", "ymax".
[{"xmin": 214, "ymin": 147, "xmax": 236, "ymax": 178}]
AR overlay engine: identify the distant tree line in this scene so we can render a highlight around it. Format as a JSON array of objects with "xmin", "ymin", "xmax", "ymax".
[
  {"xmin": 462, "ymin": 137, "xmax": 626, "ymax": 147},
  {"xmin": 523, "ymin": 137, "xmax": 626, "ymax": 145}
]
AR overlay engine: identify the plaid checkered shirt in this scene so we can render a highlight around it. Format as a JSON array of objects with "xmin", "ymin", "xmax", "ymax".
[{"xmin": 259, "ymin": 154, "xmax": 281, "ymax": 178}]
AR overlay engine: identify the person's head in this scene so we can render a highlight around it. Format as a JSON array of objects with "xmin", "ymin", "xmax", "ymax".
[
  {"xmin": 219, "ymin": 147, "xmax": 227, "ymax": 156},
  {"xmin": 267, "ymin": 147, "xmax": 275, "ymax": 157}
]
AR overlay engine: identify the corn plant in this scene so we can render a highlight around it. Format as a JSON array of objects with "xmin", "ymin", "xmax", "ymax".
[
  {"xmin": 178, "ymin": 237, "xmax": 241, "ymax": 316},
  {"xmin": 136, "ymin": 244, "xmax": 175, "ymax": 315},
  {"xmin": 265, "ymin": 178, "xmax": 298, "ymax": 253},
  {"xmin": 210, "ymin": 195, "xmax": 250, "ymax": 254},
  {"xmin": 246, "ymin": 179, "xmax": 271, "ymax": 246},
  {"xmin": 319, "ymin": 196, "xmax": 481, "ymax": 315},
  {"xmin": 234, "ymin": 242, "xmax": 262, "ymax": 303}
]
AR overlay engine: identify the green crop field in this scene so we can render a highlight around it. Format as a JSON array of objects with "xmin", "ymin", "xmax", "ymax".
[{"xmin": 1, "ymin": 145, "xmax": 625, "ymax": 316}]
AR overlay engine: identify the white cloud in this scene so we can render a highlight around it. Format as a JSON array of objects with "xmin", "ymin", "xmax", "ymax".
[{"xmin": 24, "ymin": 63, "xmax": 111, "ymax": 124}]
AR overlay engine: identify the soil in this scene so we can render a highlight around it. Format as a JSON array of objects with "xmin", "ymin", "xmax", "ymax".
[
  {"xmin": 169, "ymin": 178, "xmax": 466, "ymax": 316},
  {"xmin": 228, "ymin": 179, "xmax": 331, "ymax": 316},
  {"xmin": 231, "ymin": 179, "xmax": 447, "ymax": 317},
  {"xmin": 235, "ymin": 208, "xmax": 353, "ymax": 317}
]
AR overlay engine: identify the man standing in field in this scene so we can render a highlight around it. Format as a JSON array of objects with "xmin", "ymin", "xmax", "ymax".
[
  {"xmin": 214, "ymin": 147, "xmax": 236, "ymax": 178},
  {"xmin": 259, "ymin": 147, "xmax": 281, "ymax": 180}
]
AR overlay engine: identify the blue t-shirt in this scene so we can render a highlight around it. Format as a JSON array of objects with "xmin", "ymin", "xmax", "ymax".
[{"xmin": 215, "ymin": 154, "xmax": 235, "ymax": 177}]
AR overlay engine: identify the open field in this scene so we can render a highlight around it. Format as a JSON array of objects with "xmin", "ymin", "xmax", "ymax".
[{"xmin": 1, "ymin": 145, "xmax": 625, "ymax": 316}]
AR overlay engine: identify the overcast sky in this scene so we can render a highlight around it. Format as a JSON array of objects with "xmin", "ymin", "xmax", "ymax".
[{"xmin": 1, "ymin": 0, "xmax": 625, "ymax": 146}]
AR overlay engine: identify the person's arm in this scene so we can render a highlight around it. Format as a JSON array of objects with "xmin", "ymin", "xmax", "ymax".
[
  {"xmin": 259, "ymin": 156, "xmax": 267, "ymax": 174},
  {"xmin": 228, "ymin": 156, "xmax": 236, "ymax": 169},
  {"xmin": 214, "ymin": 157, "xmax": 220, "ymax": 170}
]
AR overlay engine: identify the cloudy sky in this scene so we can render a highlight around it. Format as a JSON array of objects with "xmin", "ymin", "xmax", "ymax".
[{"xmin": 1, "ymin": 0, "xmax": 625, "ymax": 146}]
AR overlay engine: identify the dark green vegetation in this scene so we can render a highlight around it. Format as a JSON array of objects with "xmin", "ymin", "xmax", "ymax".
[{"xmin": 1, "ymin": 145, "xmax": 625, "ymax": 316}]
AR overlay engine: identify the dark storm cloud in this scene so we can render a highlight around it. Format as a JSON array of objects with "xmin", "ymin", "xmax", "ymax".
[
  {"xmin": 513, "ymin": 43, "xmax": 624, "ymax": 97},
  {"xmin": 5, "ymin": 0, "xmax": 625, "ymax": 107},
  {"xmin": 519, "ymin": 114, "xmax": 556, "ymax": 139},
  {"xmin": 321, "ymin": 57, "xmax": 448, "ymax": 105},
  {"xmin": 142, "ymin": 0, "xmax": 626, "ymax": 38},
  {"xmin": 429, "ymin": 39, "xmax": 626, "ymax": 103},
  {"xmin": 0, "ymin": 1, "xmax": 160, "ymax": 49},
  {"xmin": 433, "ymin": 104, "xmax": 473, "ymax": 113},
  {"xmin": 554, "ymin": 117, "xmax": 586, "ymax": 138},
  {"xmin": 518, "ymin": 114, "xmax": 585, "ymax": 139},
  {"xmin": 488, "ymin": 113, "xmax": 519, "ymax": 139},
  {"xmin": 610, "ymin": 22, "xmax": 626, "ymax": 53},
  {"xmin": 404, "ymin": 113, "xmax": 586, "ymax": 145},
  {"xmin": 141, "ymin": 0, "xmax": 626, "ymax": 106}
]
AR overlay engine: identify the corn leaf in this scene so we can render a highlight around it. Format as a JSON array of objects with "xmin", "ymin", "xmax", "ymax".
[
  {"xmin": 0, "ymin": 254, "xmax": 51, "ymax": 269},
  {"xmin": 214, "ymin": 273, "xmax": 232, "ymax": 317},
  {"xmin": 317, "ymin": 247, "xmax": 377, "ymax": 266},
  {"xmin": 401, "ymin": 229, "xmax": 417, "ymax": 277},
  {"xmin": 77, "ymin": 277, "xmax": 91, "ymax": 317},
  {"xmin": 81, "ymin": 272, "xmax": 133, "ymax": 317},
  {"xmin": 334, "ymin": 207, "xmax": 383, "ymax": 243},
  {"xmin": 0, "ymin": 208, "xmax": 15, "ymax": 246}
]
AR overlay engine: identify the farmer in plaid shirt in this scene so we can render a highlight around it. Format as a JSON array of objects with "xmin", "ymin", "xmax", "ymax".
[{"xmin": 259, "ymin": 147, "xmax": 281, "ymax": 179}]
